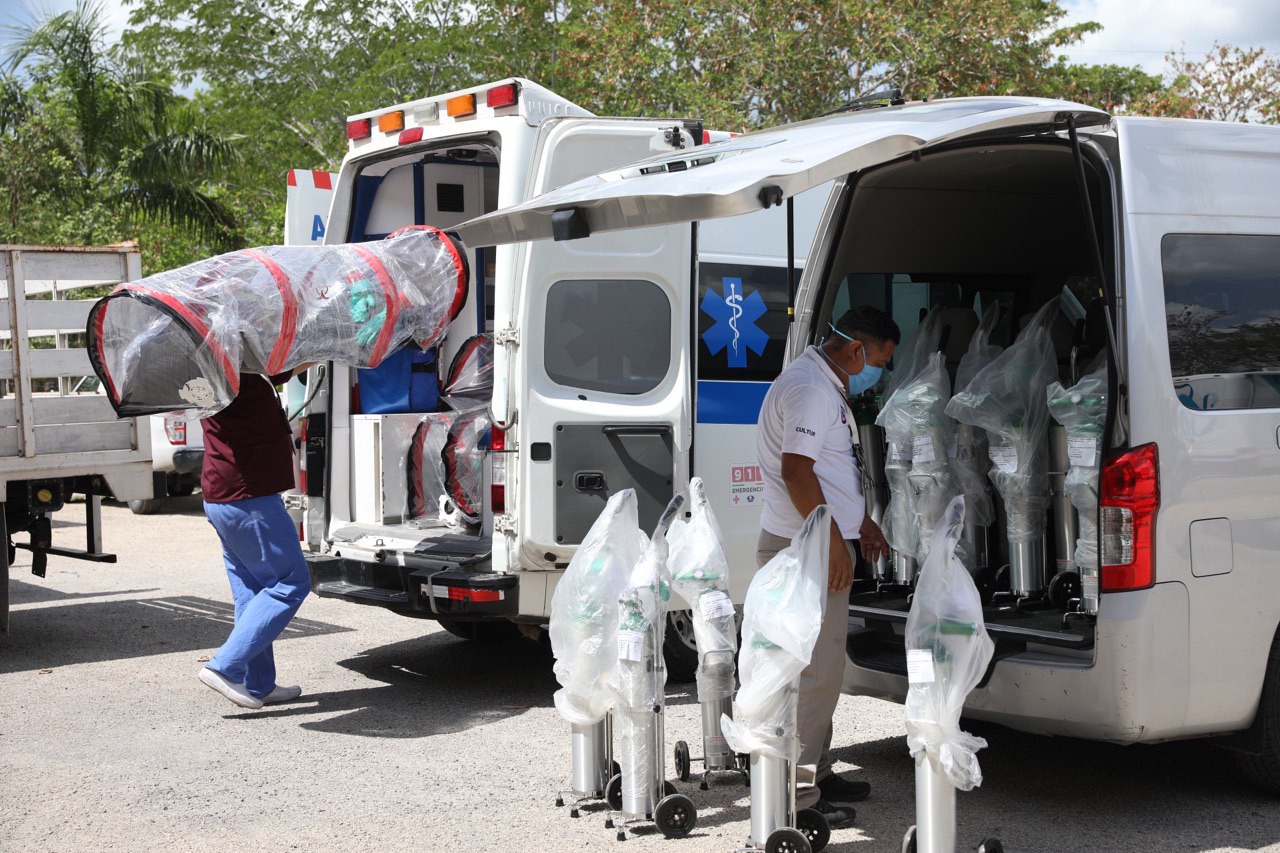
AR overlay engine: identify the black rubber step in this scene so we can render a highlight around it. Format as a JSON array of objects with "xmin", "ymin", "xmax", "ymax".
[
  {"xmin": 413, "ymin": 534, "xmax": 491, "ymax": 564},
  {"xmin": 314, "ymin": 580, "xmax": 411, "ymax": 607}
]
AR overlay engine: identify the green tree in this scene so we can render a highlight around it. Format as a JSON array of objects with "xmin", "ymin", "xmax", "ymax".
[
  {"xmin": 1157, "ymin": 43, "xmax": 1280, "ymax": 123},
  {"xmin": 6, "ymin": 0, "xmax": 242, "ymax": 248}
]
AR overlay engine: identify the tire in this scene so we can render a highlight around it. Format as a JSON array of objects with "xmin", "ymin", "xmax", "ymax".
[
  {"xmin": 605, "ymin": 773, "xmax": 623, "ymax": 811},
  {"xmin": 653, "ymin": 793, "xmax": 696, "ymax": 838},
  {"xmin": 796, "ymin": 808, "xmax": 832, "ymax": 852},
  {"xmin": 674, "ymin": 740, "xmax": 691, "ymax": 782},
  {"xmin": 765, "ymin": 827, "xmax": 812, "ymax": 853},
  {"xmin": 1234, "ymin": 628, "xmax": 1280, "ymax": 793},
  {"xmin": 977, "ymin": 839, "xmax": 1004, "ymax": 853},
  {"xmin": 664, "ymin": 609, "xmax": 700, "ymax": 683},
  {"xmin": 436, "ymin": 619, "xmax": 521, "ymax": 643},
  {"xmin": 168, "ymin": 476, "xmax": 196, "ymax": 498},
  {"xmin": 902, "ymin": 825, "xmax": 918, "ymax": 853},
  {"xmin": 128, "ymin": 498, "xmax": 165, "ymax": 515}
]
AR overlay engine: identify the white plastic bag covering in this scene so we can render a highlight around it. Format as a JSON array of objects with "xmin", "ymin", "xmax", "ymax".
[
  {"xmin": 721, "ymin": 506, "xmax": 831, "ymax": 762},
  {"xmin": 951, "ymin": 303, "xmax": 1004, "ymax": 529},
  {"xmin": 876, "ymin": 308, "xmax": 945, "ymax": 562},
  {"xmin": 87, "ymin": 227, "xmax": 468, "ymax": 418},
  {"xmin": 667, "ymin": 477, "xmax": 737, "ymax": 702},
  {"xmin": 549, "ymin": 490, "xmax": 646, "ymax": 726},
  {"xmin": 442, "ymin": 333, "xmax": 494, "ymax": 410},
  {"xmin": 904, "ymin": 495, "xmax": 995, "ymax": 791},
  {"xmin": 1047, "ymin": 360, "xmax": 1108, "ymax": 593},
  {"xmin": 945, "ymin": 299, "xmax": 1061, "ymax": 547},
  {"xmin": 611, "ymin": 495, "xmax": 684, "ymax": 813}
]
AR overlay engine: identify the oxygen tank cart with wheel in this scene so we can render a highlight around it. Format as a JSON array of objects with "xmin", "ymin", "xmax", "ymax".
[
  {"xmin": 554, "ymin": 716, "xmax": 619, "ymax": 817},
  {"xmin": 668, "ymin": 478, "xmax": 749, "ymax": 792},
  {"xmin": 603, "ymin": 494, "xmax": 698, "ymax": 841},
  {"xmin": 723, "ymin": 506, "xmax": 839, "ymax": 853}
]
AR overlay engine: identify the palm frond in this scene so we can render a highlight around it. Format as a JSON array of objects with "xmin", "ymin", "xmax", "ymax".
[{"xmin": 118, "ymin": 181, "xmax": 242, "ymax": 251}]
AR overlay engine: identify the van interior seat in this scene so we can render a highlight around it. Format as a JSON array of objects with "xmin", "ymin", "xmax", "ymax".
[{"xmin": 937, "ymin": 306, "xmax": 979, "ymax": 374}]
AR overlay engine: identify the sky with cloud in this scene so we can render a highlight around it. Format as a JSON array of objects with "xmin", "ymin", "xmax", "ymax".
[{"xmin": 5, "ymin": 0, "xmax": 1280, "ymax": 79}]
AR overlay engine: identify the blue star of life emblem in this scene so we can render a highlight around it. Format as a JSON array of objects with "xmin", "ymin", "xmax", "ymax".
[{"xmin": 701, "ymin": 276, "xmax": 768, "ymax": 368}]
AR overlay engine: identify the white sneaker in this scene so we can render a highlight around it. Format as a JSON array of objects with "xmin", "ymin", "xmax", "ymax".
[
  {"xmin": 198, "ymin": 667, "xmax": 264, "ymax": 710},
  {"xmin": 263, "ymin": 685, "xmax": 302, "ymax": 704}
]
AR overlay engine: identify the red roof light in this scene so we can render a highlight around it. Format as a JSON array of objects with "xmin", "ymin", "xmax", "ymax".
[
  {"xmin": 346, "ymin": 118, "xmax": 371, "ymax": 140},
  {"xmin": 486, "ymin": 83, "xmax": 519, "ymax": 109}
]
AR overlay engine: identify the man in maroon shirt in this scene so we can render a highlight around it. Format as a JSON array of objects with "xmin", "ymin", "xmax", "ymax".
[{"xmin": 196, "ymin": 371, "xmax": 310, "ymax": 710}]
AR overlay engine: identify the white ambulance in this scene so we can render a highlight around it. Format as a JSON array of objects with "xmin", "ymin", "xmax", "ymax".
[{"xmin": 300, "ymin": 79, "xmax": 826, "ymax": 670}]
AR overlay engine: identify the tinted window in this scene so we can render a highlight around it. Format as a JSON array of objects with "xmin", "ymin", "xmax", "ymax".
[
  {"xmin": 544, "ymin": 280, "xmax": 671, "ymax": 395},
  {"xmin": 1163, "ymin": 234, "xmax": 1280, "ymax": 411}
]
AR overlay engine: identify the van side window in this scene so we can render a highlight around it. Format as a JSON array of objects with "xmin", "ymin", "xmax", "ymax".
[
  {"xmin": 1162, "ymin": 234, "xmax": 1280, "ymax": 411},
  {"xmin": 544, "ymin": 280, "xmax": 671, "ymax": 395}
]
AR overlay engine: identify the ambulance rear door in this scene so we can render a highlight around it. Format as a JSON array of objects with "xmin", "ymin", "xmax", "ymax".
[{"xmin": 508, "ymin": 118, "xmax": 697, "ymax": 576}]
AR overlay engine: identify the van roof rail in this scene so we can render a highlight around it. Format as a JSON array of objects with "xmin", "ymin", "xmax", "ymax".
[{"xmin": 819, "ymin": 88, "xmax": 906, "ymax": 118}]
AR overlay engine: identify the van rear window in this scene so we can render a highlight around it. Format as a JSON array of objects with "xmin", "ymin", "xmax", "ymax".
[
  {"xmin": 1162, "ymin": 233, "xmax": 1280, "ymax": 411},
  {"xmin": 544, "ymin": 280, "xmax": 671, "ymax": 395}
]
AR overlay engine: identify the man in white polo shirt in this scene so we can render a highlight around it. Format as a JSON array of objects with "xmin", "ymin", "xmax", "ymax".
[{"xmin": 756, "ymin": 305, "xmax": 898, "ymax": 826}]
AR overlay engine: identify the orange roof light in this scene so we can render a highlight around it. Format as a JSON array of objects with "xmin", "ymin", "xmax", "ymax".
[
  {"xmin": 446, "ymin": 94, "xmax": 477, "ymax": 118},
  {"xmin": 377, "ymin": 110, "xmax": 405, "ymax": 133}
]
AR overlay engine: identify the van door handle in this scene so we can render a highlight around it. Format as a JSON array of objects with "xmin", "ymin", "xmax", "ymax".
[
  {"xmin": 574, "ymin": 472, "xmax": 606, "ymax": 492},
  {"xmin": 602, "ymin": 425, "xmax": 670, "ymax": 436}
]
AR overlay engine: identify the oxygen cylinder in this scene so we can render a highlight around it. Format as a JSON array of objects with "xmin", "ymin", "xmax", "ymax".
[
  {"xmin": 856, "ymin": 417, "xmax": 891, "ymax": 582},
  {"xmin": 1048, "ymin": 424, "xmax": 1078, "ymax": 575}
]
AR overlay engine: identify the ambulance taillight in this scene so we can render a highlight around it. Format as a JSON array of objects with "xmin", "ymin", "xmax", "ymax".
[{"xmin": 490, "ymin": 426, "xmax": 507, "ymax": 514}]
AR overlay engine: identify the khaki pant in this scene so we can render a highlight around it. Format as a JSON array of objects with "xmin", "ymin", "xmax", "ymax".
[{"xmin": 757, "ymin": 530, "xmax": 852, "ymax": 809}]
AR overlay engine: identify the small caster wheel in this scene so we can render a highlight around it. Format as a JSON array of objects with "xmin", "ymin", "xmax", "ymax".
[
  {"xmin": 616, "ymin": 831, "xmax": 626, "ymax": 841},
  {"xmin": 902, "ymin": 825, "xmax": 918, "ymax": 853},
  {"xmin": 604, "ymin": 817, "xmax": 614, "ymax": 829},
  {"xmin": 605, "ymin": 773, "xmax": 623, "ymax": 812},
  {"xmin": 765, "ymin": 827, "xmax": 812, "ymax": 853},
  {"xmin": 674, "ymin": 740, "xmax": 691, "ymax": 782},
  {"xmin": 569, "ymin": 808, "xmax": 579, "ymax": 818},
  {"xmin": 977, "ymin": 838, "xmax": 1004, "ymax": 853},
  {"xmin": 796, "ymin": 807, "xmax": 832, "ymax": 852},
  {"xmin": 1048, "ymin": 570, "xmax": 1081, "ymax": 611},
  {"xmin": 699, "ymin": 780, "xmax": 709, "ymax": 791},
  {"xmin": 654, "ymin": 793, "xmax": 697, "ymax": 839},
  {"xmin": 554, "ymin": 796, "xmax": 564, "ymax": 807}
]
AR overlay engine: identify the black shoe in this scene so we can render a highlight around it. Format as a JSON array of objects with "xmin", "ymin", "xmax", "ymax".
[
  {"xmin": 811, "ymin": 798, "xmax": 857, "ymax": 828},
  {"xmin": 818, "ymin": 773, "xmax": 872, "ymax": 803}
]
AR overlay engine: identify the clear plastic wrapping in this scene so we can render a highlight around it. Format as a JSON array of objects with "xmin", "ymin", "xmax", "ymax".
[
  {"xmin": 549, "ymin": 490, "xmax": 646, "ymax": 726},
  {"xmin": 405, "ymin": 408, "xmax": 490, "ymax": 529},
  {"xmin": 904, "ymin": 496, "xmax": 996, "ymax": 791},
  {"xmin": 896, "ymin": 353, "xmax": 960, "ymax": 561},
  {"xmin": 721, "ymin": 506, "xmax": 831, "ymax": 762},
  {"xmin": 945, "ymin": 299, "xmax": 1061, "ymax": 545},
  {"xmin": 667, "ymin": 477, "xmax": 737, "ymax": 703},
  {"xmin": 950, "ymin": 303, "xmax": 1004, "ymax": 529},
  {"xmin": 877, "ymin": 307, "xmax": 948, "ymax": 562},
  {"xmin": 442, "ymin": 333, "xmax": 494, "ymax": 411},
  {"xmin": 87, "ymin": 227, "xmax": 469, "ymax": 418},
  {"xmin": 406, "ymin": 412, "xmax": 458, "ymax": 524},
  {"xmin": 1047, "ymin": 360, "xmax": 1108, "ymax": 598},
  {"xmin": 442, "ymin": 410, "xmax": 490, "ymax": 525}
]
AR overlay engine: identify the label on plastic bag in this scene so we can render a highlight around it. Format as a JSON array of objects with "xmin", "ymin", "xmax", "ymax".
[
  {"xmin": 988, "ymin": 444, "xmax": 1018, "ymax": 473},
  {"xmin": 912, "ymin": 435, "xmax": 936, "ymax": 464},
  {"xmin": 891, "ymin": 441, "xmax": 913, "ymax": 462},
  {"xmin": 617, "ymin": 630, "xmax": 644, "ymax": 662},
  {"xmin": 699, "ymin": 590, "xmax": 734, "ymax": 622},
  {"xmin": 906, "ymin": 649, "xmax": 936, "ymax": 684},
  {"xmin": 1067, "ymin": 436, "xmax": 1098, "ymax": 468}
]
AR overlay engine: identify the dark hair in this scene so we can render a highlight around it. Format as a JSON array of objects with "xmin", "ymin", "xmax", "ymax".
[{"xmin": 833, "ymin": 305, "xmax": 901, "ymax": 346}]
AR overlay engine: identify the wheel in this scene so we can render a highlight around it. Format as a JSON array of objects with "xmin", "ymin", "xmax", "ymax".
[
  {"xmin": 1234, "ymin": 628, "xmax": 1280, "ymax": 792},
  {"xmin": 663, "ymin": 610, "xmax": 700, "ymax": 683},
  {"xmin": 674, "ymin": 740, "xmax": 691, "ymax": 782},
  {"xmin": 653, "ymin": 793, "xmax": 697, "ymax": 838},
  {"xmin": 436, "ymin": 619, "xmax": 521, "ymax": 643},
  {"xmin": 1047, "ymin": 570, "xmax": 1081, "ymax": 611},
  {"xmin": 765, "ymin": 827, "xmax": 812, "ymax": 853},
  {"xmin": 605, "ymin": 773, "xmax": 623, "ymax": 811},
  {"xmin": 128, "ymin": 498, "xmax": 164, "ymax": 515},
  {"xmin": 796, "ymin": 808, "xmax": 832, "ymax": 852},
  {"xmin": 902, "ymin": 825, "xmax": 917, "ymax": 853},
  {"xmin": 976, "ymin": 838, "xmax": 1004, "ymax": 853},
  {"xmin": 663, "ymin": 779, "xmax": 677, "ymax": 797}
]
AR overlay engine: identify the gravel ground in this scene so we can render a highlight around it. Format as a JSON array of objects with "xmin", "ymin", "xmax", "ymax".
[{"xmin": 2, "ymin": 497, "xmax": 1278, "ymax": 852}]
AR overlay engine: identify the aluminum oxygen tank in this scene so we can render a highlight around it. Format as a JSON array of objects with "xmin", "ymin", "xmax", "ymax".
[
  {"xmin": 1048, "ymin": 424, "xmax": 1078, "ymax": 576},
  {"xmin": 570, "ymin": 718, "xmax": 613, "ymax": 796},
  {"xmin": 856, "ymin": 419, "xmax": 891, "ymax": 582}
]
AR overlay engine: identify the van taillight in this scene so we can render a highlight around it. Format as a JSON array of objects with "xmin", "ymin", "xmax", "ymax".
[
  {"xmin": 490, "ymin": 426, "xmax": 507, "ymax": 514},
  {"xmin": 486, "ymin": 83, "xmax": 519, "ymax": 109},
  {"xmin": 1099, "ymin": 442, "xmax": 1159, "ymax": 592}
]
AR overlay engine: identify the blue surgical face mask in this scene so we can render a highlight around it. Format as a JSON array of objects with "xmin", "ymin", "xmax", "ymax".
[{"xmin": 822, "ymin": 324, "xmax": 882, "ymax": 397}]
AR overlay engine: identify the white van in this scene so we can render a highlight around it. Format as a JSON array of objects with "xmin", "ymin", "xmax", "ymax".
[
  {"xmin": 458, "ymin": 98, "xmax": 1280, "ymax": 790},
  {"xmin": 304, "ymin": 79, "xmax": 826, "ymax": 669}
]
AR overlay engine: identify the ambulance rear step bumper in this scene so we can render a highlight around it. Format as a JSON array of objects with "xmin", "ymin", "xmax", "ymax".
[{"xmin": 307, "ymin": 553, "xmax": 517, "ymax": 620}]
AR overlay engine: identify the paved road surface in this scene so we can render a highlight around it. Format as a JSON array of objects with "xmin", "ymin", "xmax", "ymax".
[{"xmin": 1, "ymin": 498, "xmax": 1277, "ymax": 851}]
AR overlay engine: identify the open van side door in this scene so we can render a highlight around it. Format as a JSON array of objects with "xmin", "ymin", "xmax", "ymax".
[{"xmin": 507, "ymin": 118, "xmax": 697, "ymax": 569}]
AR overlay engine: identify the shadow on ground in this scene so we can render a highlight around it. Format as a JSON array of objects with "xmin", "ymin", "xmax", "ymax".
[
  {"xmin": 821, "ymin": 718, "xmax": 1280, "ymax": 852},
  {"xmin": 0, "ymin": 585, "xmax": 348, "ymax": 673}
]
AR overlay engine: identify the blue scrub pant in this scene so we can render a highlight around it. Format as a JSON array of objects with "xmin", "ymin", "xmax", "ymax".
[{"xmin": 205, "ymin": 494, "xmax": 310, "ymax": 699}]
